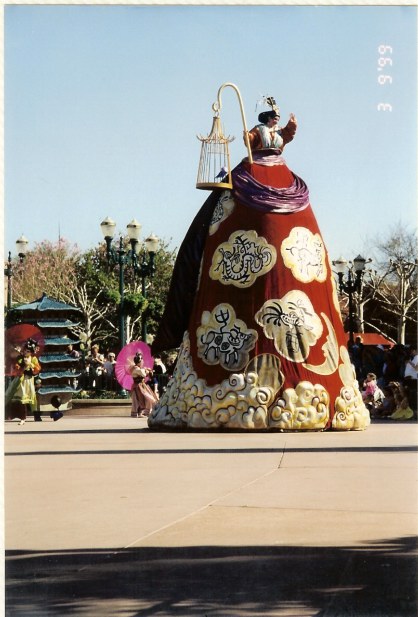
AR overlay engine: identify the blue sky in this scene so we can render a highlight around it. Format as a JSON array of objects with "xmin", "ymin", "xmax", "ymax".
[{"xmin": 4, "ymin": 5, "xmax": 417, "ymax": 264}]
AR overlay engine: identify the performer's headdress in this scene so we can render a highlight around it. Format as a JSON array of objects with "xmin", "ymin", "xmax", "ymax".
[
  {"xmin": 23, "ymin": 338, "xmax": 37, "ymax": 353},
  {"xmin": 256, "ymin": 95, "xmax": 281, "ymax": 123}
]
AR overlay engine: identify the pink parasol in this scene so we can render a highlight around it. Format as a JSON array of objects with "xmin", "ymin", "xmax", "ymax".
[
  {"xmin": 115, "ymin": 341, "xmax": 154, "ymax": 391},
  {"xmin": 5, "ymin": 324, "xmax": 45, "ymax": 376}
]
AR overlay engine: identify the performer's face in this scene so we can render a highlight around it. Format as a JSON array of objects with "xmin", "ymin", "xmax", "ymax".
[{"xmin": 266, "ymin": 116, "xmax": 279, "ymax": 128}]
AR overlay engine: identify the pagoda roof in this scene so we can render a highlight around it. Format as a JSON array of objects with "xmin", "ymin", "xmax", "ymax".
[
  {"xmin": 39, "ymin": 354, "xmax": 81, "ymax": 364},
  {"xmin": 44, "ymin": 336, "xmax": 80, "ymax": 346},
  {"xmin": 40, "ymin": 370, "xmax": 83, "ymax": 379},
  {"xmin": 13, "ymin": 293, "xmax": 82, "ymax": 313},
  {"xmin": 38, "ymin": 385, "xmax": 82, "ymax": 395},
  {"xmin": 37, "ymin": 320, "xmax": 80, "ymax": 328}
]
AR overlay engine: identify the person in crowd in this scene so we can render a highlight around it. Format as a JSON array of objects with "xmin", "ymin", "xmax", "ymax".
[
  {"xmin": 86, "ymin": 344, "xmax": 105, "ymax": 390},
  {"xmin": 389, "ymin": 381, "xmax": 414, "ymax": 420},
  {"xmin": 403, "ymin": 345, "xmax": 417, "ymax": 412},
  {"xmin": 67, "ymin": 344, "xmax": 80, "ymax": 358},
  {"xmin": 372, "ymin": 385, "xmax": 396, "ymax": 419},
  {"xmin": 104, "ymin": 352, "xmax": 117, "ymax": 390},
  {"xmin": 362, "ymin": 372, "xmax": 385, "ymax": 416},
  {"xmin": 153, "ymin": 355, "xmax": 167, "ymax": 375},
  {"xmin": 362, "ymin": 372, "xmax": 378, "ymax": 401},
  {"xmin": 380, "ymin": 350, "xmax": 399, "ymax": 387},
  {"xmin": 403, "ymin": 346, "xmax": 418, "ymax": 380},
  {"xmin": 5, "ymin": 338, "xmax": 41, "ymax": 425},
  {"xmin": 153, "ymin": 354, "xmax": 168, "ymax": 396},
  {"xmin": 350, "ymin": 336, "xmax": 364, "ymax": 380},
  {"xmin": 374, "ymin": 344, "xmax": 386, "ymax": 379}
]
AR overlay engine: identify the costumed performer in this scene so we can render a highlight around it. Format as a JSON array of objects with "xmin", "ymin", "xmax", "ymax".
[
  {"xmin": 149, "ymin": 94, "xmax": 370, "ymax": 432},
  {"xmin": 129, "ymin": 352, "xmax": 157, "ymax": 417},
  {"xmin": 5, "ymin": 338, "xmax": 41, "ymax": 425}
]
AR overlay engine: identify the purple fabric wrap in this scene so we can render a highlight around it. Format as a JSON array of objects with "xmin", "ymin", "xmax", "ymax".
[{"xmin": 231, "ymin": 156, "xmax": 310, "ymax": 214}]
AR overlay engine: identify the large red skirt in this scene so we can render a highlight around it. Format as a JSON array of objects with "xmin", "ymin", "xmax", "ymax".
[{"xmin": 149, "ymin": 157, "xmax": 369, "ymax": 431}]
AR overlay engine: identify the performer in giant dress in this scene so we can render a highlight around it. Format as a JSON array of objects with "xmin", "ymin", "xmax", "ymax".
[{"xmin": 149, "ymin": 96, "xmax": 370, "ymax": 432}]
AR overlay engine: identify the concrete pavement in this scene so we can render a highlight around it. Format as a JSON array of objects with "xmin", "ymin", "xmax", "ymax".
[{"xmin": 4, "ymin": 415, "xmax": 418, "ymax": 616}]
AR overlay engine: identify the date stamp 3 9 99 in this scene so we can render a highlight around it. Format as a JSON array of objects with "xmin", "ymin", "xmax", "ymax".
[{"xmin": 377, "ymin": 44, "xmax": 393, "ymax": 112}]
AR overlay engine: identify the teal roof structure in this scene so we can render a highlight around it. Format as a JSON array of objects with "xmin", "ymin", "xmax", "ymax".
[
  {"xmin": 40, "ymin": 370, "xmax": 82, "ymax": 380},
  {"xmin": 13, "ymin": 293, "xmax": 82, "ymax": 313},
  {"xmin": 38, "ymin": 320, "xmax": 80, "ymax": 328},
  {"xmin": 39, "ymin": 354, "xmax": 81, "ymax": 364},
  {"xmin": 44, "ymin": 336, "xmax": 80, "ymax": 346},
  {"xmin": 38, "ymin": 385, "xmax": 82, "ymax": 395}
]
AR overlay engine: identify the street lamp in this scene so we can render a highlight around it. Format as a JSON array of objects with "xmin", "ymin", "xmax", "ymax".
[
  {"xmin": 137, "ymin": 233, "xmax": 159, "ymax": 342},
  {"xmin": 4, "ymin": 235, "xmax": 29, "ymax": 312},
  {"xmin": 100, "ymin": 218, "xmax": 159, "ymax": 350},
  {"xmin": 332, "ymin": 254, "xmax": 370, "ymax": 346}
]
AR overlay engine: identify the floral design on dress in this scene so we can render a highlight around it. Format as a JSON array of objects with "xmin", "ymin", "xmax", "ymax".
[
  {"xmin": 281, "ymin": 227, "xmax": 327, "ymax": 283},
  {"xmin": 209, "ymin": 230, "xmax": 276, "ymax": 288},
  {"xmin": 209, "ymin": 191, "xmax": 235, "ymax": 236},
  {"xmin": 255, "ymin": 290, "xmax": 323, "ymax": 362},
  {"xmin": 197, "ymin": 303, "xmax": 257, "ymax": 371},
  {"xmin": 332, "ymin": 346, "xmax": 370, "ymax": 430}
]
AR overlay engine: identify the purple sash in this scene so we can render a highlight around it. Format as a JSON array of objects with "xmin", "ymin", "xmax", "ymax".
[{"xmin": 231, "ymin": 154, "xmax": 310, "ymax": 214}]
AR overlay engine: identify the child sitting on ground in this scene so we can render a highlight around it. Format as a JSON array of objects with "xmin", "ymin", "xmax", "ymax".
[{"xmin": 389, "ymin": 382, "xmax": 414, "ymax": 420}]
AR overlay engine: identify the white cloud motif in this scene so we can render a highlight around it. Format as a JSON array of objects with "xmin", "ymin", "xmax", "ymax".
[
  {"xmin": 255, "ymin": 290, "xmax": 323, "ymax": 362},
  {"xmin": 281, "ymin": 227, "xmax": 327, "ymax": 283}
]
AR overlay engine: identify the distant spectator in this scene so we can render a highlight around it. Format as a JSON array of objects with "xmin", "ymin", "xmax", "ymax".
[
  {"xmin": 67, "ymin": 344, "xmax": 80, "ymax": 359},
  {"xmin": 153, "ymin": 355, "xmax": 169, "ymax": 396},
  {"xmin": 376, "ymin": 386, "xmax": 397, "ymax": 418},
  {"xmin": 362, "ymin": 372, "xmax": 378, "ymax": 401},
  {"xmin": 403, "ymin": 346, "xmax": 417, "ymax": 412},
  {"xmin": 104, "ymin": 352, "xmax": 117, "ymax": 390},
  {"xmin": 389, "ymin": 382, "xmax": 414, "ymax": 420},
  {"xmin": 153, "ymin": 355, "xmax": 166, "ymax": 375},
  {"xmin": 380, "ymin": 350, "xmax": 399, "ymax": 387},
  {"xmin": 403, "ymin": 346, "xmax": 418, "ymax": 381},
  {"xmin": 86, "ymin": 344, "xmax": 105, "ymax": 390},
  {"xmin": 349, "ymin": 336, "xmax": 364, "ymax": 379},
  {"xmin": 374, "ymin": 345, "xmax": 386, "ymax": 380}
]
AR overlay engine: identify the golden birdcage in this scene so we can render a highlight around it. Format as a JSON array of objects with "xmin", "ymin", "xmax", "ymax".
[
  {"xmin": 196, "ymin": 110, "xmax": 234, "ymax": 190},
  {"xmin": 196, "ymin": 83, "xmax": 253, "ymax": 191}
]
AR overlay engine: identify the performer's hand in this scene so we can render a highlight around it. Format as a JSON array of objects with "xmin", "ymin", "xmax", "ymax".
[{"xmin": 289, "ymin": 113, "xmax": 297, "ymax": 124}]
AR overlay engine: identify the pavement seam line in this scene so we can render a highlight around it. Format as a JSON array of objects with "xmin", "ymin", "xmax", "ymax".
[{"xmin": 118, "ymin": 443, "xmax": 287, "ymax": 552}]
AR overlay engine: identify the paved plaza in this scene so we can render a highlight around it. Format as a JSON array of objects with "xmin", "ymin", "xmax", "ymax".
[{"xmin": 4, "ymin": 414, "xmax": 418, "ymax": 616}]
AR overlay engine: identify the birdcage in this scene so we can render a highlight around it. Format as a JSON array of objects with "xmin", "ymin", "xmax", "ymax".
[
  {"xmin": 196, "ymin": 111, "xmax": 234, "ymax": 190},
  {"xmin": 196, "ymin": 83, "xmax": 253, "ymax": 191}
]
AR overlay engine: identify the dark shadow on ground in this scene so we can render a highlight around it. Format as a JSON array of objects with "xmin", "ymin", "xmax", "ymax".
[
  {"xmin": 5, "ymin": 446, "xmax": 418, "ymax": 457},
  {"xmin": 6, "ymin": 537, "xmax": 417, "ymax": 616}
]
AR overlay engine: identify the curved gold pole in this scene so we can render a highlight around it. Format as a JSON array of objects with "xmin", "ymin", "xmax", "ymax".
[{"xmin": 214, "ymin": 82, "xmax": 253, "ymax": 165}]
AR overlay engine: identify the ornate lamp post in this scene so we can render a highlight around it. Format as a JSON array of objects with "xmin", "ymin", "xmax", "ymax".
[
  {"xmin": 136, "ymin": 233, "xmax": 159, "ymax": 342},
  {"xmin": 332, "ymin": 254, "xmax": 370, "ymax": 346},
  {"xmin": 4, "ymin": 235, "xmax": 29, "ymax": 312},
  {"xmin": 100, "ymin": 218, "xmax": 159, "ymax": 350}
]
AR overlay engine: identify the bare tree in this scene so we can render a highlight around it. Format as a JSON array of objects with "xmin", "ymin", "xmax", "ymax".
[
  {"xmin": 11, "ymin": 239, "xmax": 79, "ymax": 305},
  {"xmin": 365, "ymin": 224, "xmax": 417, "ymax": 344}
]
